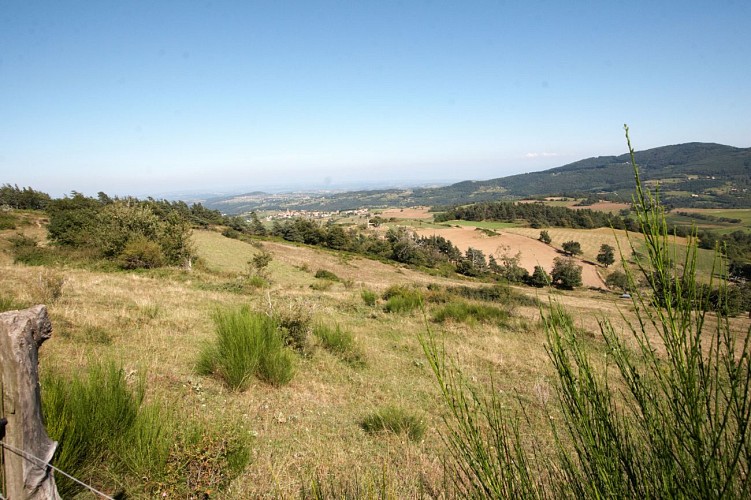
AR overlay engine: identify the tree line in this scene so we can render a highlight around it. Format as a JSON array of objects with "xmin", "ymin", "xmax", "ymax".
[{"xmin": 434, "ymin": 200, "xmax": 633, "ymax": 230}]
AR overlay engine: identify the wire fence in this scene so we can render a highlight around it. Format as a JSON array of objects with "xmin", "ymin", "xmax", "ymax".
[{"xmin": 0, "ymin": 441, "xmax": 114, "ymax": 500}]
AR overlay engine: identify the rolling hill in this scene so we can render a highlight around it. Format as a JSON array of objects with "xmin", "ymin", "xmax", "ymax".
[{"xmin": 205, "ymin": 142, "xmax": 751, "ymax": 214}]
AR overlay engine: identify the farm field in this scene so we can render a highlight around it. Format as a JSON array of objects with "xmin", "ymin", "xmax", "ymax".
[{"xmin": 413, "ymin": 225, "xmax": 607, "ymax": 288}]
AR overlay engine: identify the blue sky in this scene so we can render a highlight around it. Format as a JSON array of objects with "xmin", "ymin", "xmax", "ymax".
[{"xmin": 1, "ymin": 1, "xmax": 749, "ymax": 197}]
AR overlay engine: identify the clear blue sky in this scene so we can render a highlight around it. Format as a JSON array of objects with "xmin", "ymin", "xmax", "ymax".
[{"xmin": 1, "ymin": 0, "xmax": 749, "ymax": 197}]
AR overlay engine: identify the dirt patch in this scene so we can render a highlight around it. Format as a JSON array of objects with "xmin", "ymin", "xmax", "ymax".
[
  {"xmin": 379, "ymin": 207, "xmax": 433, "ymax": 219},
  {"xmin": 414, "ymin": 226, "xmax": 606, "ymax": 288}
]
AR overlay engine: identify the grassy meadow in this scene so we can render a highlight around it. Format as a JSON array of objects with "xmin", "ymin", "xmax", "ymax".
[{"xmin": 1, "ymin": 202, "xmax": 749, "ymax": 498}]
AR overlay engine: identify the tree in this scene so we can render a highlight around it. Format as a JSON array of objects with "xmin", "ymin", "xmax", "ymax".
[
  {"xmin": 561, "ymin": 240, "xmax": 582, "ymax": 256},
  {"xmin": 596, "ymin": 243, "xmax": 615, "ymax": 267},
  {"xmin": 539, "ymin": 230, "xmax": 552, "ymax": 244},
  {"xmin": 529, "ymin": 265, "xmax": 551, "ymax": 287},
  {"xmin": 457, "ymin": 247, "xmax": 487, "ymax": 277},
  {"xmin": 605, "ymin": 270, "xmax": 629, "ymax": 292},
  {"xmin": 551, "ymin": 257, "xmax": 582, "ymax": 289}
]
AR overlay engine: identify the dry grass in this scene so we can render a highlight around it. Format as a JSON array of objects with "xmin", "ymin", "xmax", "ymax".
[{"xmin": 3, "ymin": 223, "xmax": 740, "ymax": 497}]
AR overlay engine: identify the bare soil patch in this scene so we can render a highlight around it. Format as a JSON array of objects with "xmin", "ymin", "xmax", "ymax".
[
  {"xmin": 413, "ymin": 226, "xmax": 606, "ymax": 288},
  {"xmin": 380, "ymin": 207, "xmax": 433, "ymax": 219}
]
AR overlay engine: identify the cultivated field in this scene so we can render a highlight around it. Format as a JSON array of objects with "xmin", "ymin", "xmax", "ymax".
[{"xmin": 414, "ymin": 225, "xmax": 607, "ymax": 288}]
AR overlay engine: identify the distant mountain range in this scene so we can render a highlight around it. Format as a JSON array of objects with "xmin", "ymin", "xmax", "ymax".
[{"xmin": 204, "ymin": 143, "xmax": 751, "ymax": 214}]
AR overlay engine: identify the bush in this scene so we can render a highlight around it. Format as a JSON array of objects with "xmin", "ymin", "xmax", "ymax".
[
  {"xmin": 42, "ymin": 362, "xmax": 250, "ymax": 498},
  {"xmin": 310, "ymin": 280, "xmax": 334, "ymax": 291},
  {"xmin": 7, "ymin": 233, "xmax": 56, "ymax": 265},
  {"xmin": 314, "ymin": 269, "xmax": 340, "ymax": 281},
  {"xmin": 360, "ymin": 406, "xmax": 425, "ymax": 442},
  {"xmin": 539, "ymin": 230, "xmax": 552, "ymax": 244},
  {"xmin": 197, "ymin": 307, "xmax": 295, "ymax": 389},
  {"xmin": 360, "ymin": 288, "xmax": 377, "ymax": 306},
  {"xmin": 118, "ymin": 236, "xmax": 165, "ymax": 269},
  {"xmin": 274, "ymin": 302, "xmax": 313, "ymax": 352},
  {"xmin": 432, "ymin": 301, "xmax": 510, "ymax": 325},
  {"xmin": 605, "ymin": 270, "xmax": 630, "ymax": 292}
]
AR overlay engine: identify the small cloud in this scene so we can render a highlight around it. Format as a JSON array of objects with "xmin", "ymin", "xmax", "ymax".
[{"xmin": 525, "ymin": 152, "xmax": 560, "ymax": 158}]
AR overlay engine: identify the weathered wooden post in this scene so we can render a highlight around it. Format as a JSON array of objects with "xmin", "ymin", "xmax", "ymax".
[{"xmin": 0, "ymin": 305, "xmax": 61, "ymax": 499}]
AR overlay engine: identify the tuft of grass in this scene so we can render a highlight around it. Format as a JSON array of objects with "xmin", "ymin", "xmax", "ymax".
[
  {"xmin": 360, "ymin": 406, "xmax": 426, "ymax": 442},
  {"xmin": 432, "ymin": 301, "xmax": 510, "ymax": 325},
  {"xmin": 310, "ymin": 280, "xmax": 334, "ymax": 291},
  {"xmin": 313, "ymin": 321, "xmax": 365, "ymax": 366},
  {"xmin": 197, "ymin": 307, "xmax": 295, "ymax": 389},
  {"xmin": 42, "ymin": 362, "xmax": 165, "ymax": 497},
  {"xmin": 382, "ymin": 285, "xmax": 423, "ymax": 314},
  {"xmin": 360, "ymin": 288, "xmax": 377, "ymax": 306},
  {"xmin": 0, "ymin": 294, "xmax": 26, "ymax": 312}
]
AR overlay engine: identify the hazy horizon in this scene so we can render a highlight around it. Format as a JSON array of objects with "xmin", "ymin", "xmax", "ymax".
[{"xmin": 2, "ymin": 1, "xmax": 750, "ymax": 198}]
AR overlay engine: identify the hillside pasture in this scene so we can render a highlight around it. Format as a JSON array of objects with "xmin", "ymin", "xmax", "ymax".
[{"xmin": 3, "ymin": 218, "xmax": 746, "ymax": 497}]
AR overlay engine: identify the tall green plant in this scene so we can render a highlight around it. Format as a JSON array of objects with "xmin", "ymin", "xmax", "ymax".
[
  {"xmin": 197, "ymin": 307, "xmax": 295, "ymax": 389},
  {"xmin": 422, "ymin": 126, "xmax": 751, "ymax": 498}
]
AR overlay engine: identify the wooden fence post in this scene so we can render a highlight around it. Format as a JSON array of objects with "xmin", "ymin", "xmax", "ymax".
[{"xmin": 0, "ymin": 305, "xmax": 61, "ymax": 499}]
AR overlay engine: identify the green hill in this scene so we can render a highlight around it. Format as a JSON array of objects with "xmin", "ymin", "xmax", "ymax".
[{"xmin": 205, "ymin": 142, "xmax": 751, "ymax": 213}]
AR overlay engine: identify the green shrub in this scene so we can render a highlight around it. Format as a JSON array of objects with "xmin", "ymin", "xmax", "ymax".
[
  {"xmin": 313, "ymin": 322, "xmax": 365, "ymax": 366},
  {"xmin": 197, "ymin": 307, "xmax": 295, "ymax": 389},
  {"xmin": 382, "ymin": 285, "xmax": 423, "ymax": 313},
  {"xmin": 360, "ymin": 406, "xmax": 425, "ymax": 441},
  {"xmin": 384, "ymin": 294, "xmax": 422, "ymax": 314},
  {"xmin": 118, "ymin": 236, "xmax": 165, "ymax": 269},
  {"xmin": 360, "ymin": 288, "xmax": 377, "ymax": 306},
  {"xmin": 275, "ymin": 302, "xmax": 313, "ymax": 352},
  {"xmin": 432, "ymin": 301, "xmax": 510, "ymax": 325},
  {"xmin": 42, "ymin": 363, "xmax": 163, "ymax": 497},
  {"xmin": 551, "ymin": 256, "xmax": 582, "ymax": 289},
  {"xmin": 246, "ymin": 274, "xmax": 269, "ymax": 289},
  {"xmin": 445, "ymin": 283, "xmax": 539, "ymax": 307},
  {"xmin": 314, "ymin": 269, "xmax": 340, "ymax": 281}
]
